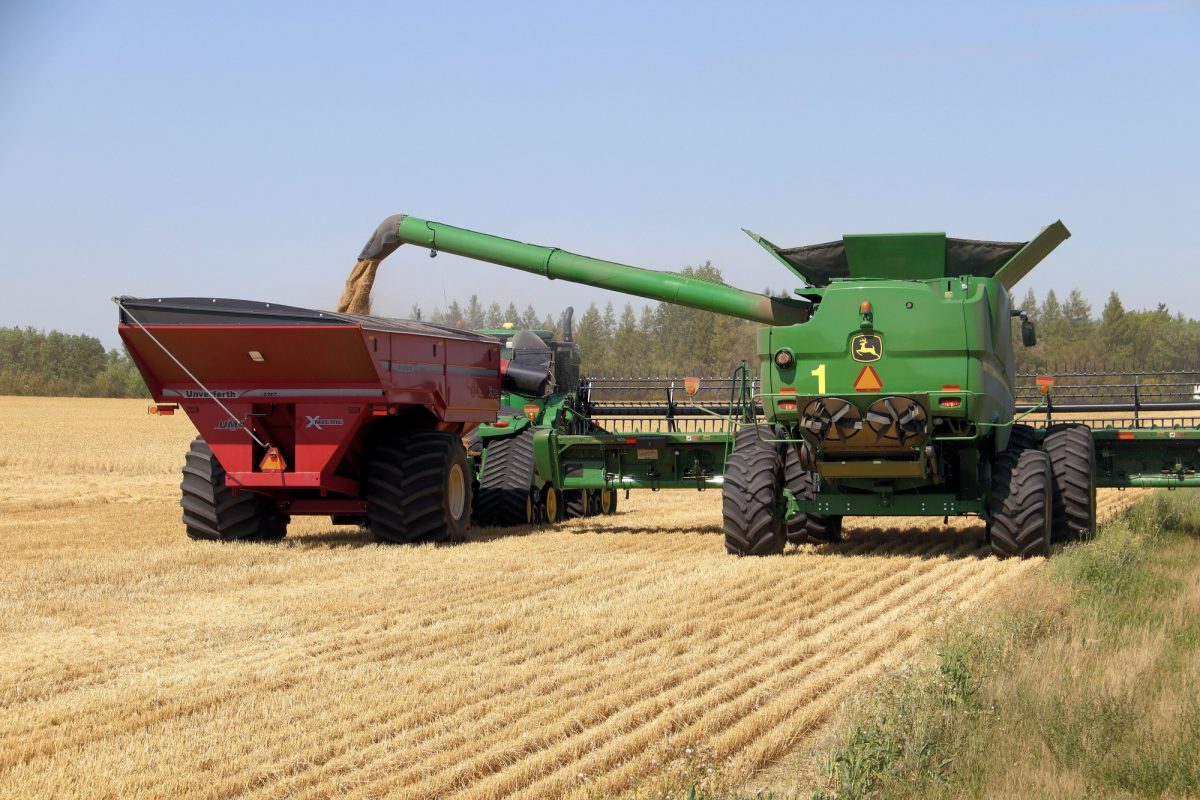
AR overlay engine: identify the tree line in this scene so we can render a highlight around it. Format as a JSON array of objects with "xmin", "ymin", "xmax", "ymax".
[
  {"xmin": 420, "ymin": 266, "xmax": 1200, "ymax": 378},
  {"xmin": 4, "ymin": 274, "xmax": 1199, "ymax": 398},
  {"xmin": 0, "ymin": 327, "xmax": 147, "ymax": 397}
]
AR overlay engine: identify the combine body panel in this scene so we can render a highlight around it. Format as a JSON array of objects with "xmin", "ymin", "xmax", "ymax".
[{"xmin": 119, "ymin": 297, "xmax": 498, "ymax": 528}]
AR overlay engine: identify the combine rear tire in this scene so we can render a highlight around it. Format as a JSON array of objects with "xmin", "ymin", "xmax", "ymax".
[
  {"xmin": 180, "ymin": 437, "xmax": 288, "ymax": 542},
  {"xmin": 988, "ymin": 448, "xmax": 1053, "ymax": 558},
  {"xmin": 782, "ymin": 443, "xmax": 841, "ymax": 545},
  {"xmin": 1044, "ymin": 423, "xmax": 1097, "ymax": 541},
  {"xmin": 723, "ymin": 425, "xmax": 785, "ymax": 556},
  {"xmin": 367, "ymin": 430, "xmax": 471, "ymax": 544},
  {"xmin": 474, "ymin": 429, "xmax": 537, "ymax": 526}
]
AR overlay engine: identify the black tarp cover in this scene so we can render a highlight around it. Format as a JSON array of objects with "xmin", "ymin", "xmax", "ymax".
[{"xmin": 761, "ymin": 236, "xmax": 1026, "ymax": 287}]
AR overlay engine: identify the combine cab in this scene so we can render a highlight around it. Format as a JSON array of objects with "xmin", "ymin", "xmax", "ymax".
[{"xmin": 118, "ymin": 297, "xmax": 500, "ymax": 543}]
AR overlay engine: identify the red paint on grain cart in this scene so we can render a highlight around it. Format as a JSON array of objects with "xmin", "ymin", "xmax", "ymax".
[{"xmin": 118, "ymin": 297, "xmax": 500, "ymax": 532}]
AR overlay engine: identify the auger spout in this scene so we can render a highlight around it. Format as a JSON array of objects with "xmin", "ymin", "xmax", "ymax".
[{"xmin": 343, "ymin": 214, "xmax": 811, "ymax": 325}]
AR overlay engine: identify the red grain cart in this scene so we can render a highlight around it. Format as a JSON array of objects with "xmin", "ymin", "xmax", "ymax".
[{"xmin": 118, "ymin": 297, "xmax": 500, "ymax": 543}]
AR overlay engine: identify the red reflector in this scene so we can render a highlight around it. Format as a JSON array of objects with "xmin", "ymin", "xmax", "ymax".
[
  {"xmin": 938, "ymin": 398, "xmax": 962, "ymax": 408},
  {"xmin": 259, "ymin": 447, "xmax": 287, "ymax": 473},
  {"xmin": 371, "ymin": 407, "xmax": 389, "ymax": 416},
  {"xmin": 941, "ymin": 384, "xmax": 961, "ymax": 392},
  {"xmin": 1118, "ymin": 432, "xmax": 1135, "ymax": 440},
  {"xmin": 779, "ymin": 401, "xmax": 797, "ymax": 411},
  {"xmin": 494, "ymin": 420, "xmax": 509, "ymax": 428},
  {"xmin": 148, "ymin": 403, "xmax": 177, "ymax": 416},
  {"xmin": 779, "ymin": 386, "xmax": 797, "ymax": 395},
  {"xmin": 625, "ymin": 437, "xmax": 638, "ymax": 444},
  {"xmin": 853, "ymin": 366, "xmax": 883, "ymax": 392}
]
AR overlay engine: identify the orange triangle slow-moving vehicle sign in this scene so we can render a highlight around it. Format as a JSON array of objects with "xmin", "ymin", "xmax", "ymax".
[
  {"xmin": 853, "ymin": 366, "xmax": 883, "ymax": 392},
  {"xmin": 259, "ymin": 446, "xmax": 287, "ymax": 473}
]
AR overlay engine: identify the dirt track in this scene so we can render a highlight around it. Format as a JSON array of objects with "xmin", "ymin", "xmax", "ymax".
[{"xmin": 0, "ymin": 397, "xmax": 1145, "ymax": 798}]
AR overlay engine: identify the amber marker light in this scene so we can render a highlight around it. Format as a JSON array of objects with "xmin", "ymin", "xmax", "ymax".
[
  {"xmin": 859, "ymin": 301, "xmax": 872, "ymax": 315},
  {"xmin": 524, "ymin": 404, "xmax": 539, "ymax": 421}
]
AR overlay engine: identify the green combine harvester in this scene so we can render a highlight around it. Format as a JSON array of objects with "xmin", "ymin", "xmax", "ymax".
[
  {"xmin": 357, "ymin": 214, "xmax": 1200, "ymax": 558},
  {"xmin": 467, "ymin": 310, "xmax": 619, "ymax": 525}
]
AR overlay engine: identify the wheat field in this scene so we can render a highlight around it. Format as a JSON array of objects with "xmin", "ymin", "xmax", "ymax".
[{"xmin": 0, "ymin": 397, "xmax": 1146, "ymax": 799}]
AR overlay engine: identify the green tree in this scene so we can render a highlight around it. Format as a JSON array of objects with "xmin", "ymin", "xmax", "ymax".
[
  {"xmin": 573, "ymin": 303, "xmax": 611, "ymax": 374},
  {"xmin": 464, "ymin": 295, "xmax": 485, "ymax": 329}
]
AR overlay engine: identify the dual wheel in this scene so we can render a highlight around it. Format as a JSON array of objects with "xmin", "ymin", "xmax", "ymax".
[
  {"xmin": 722, "ymin": 422, "xmax": 1098, "ymax": 560},
  {"xmin": 987, "ymin": 423, "xmax": 1097, "ymax": 558},
  {"xmin": 723, "ymin": 425, "xmax": 840, "ymax": 556},
  {"xmin": 474, "ymin": 428, "xmax": 617, "ymax": 527}
]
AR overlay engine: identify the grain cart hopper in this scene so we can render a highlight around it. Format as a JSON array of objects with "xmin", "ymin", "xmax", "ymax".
[
  {"xmin": 352, "ymin": 213, "xmax": 1200, "ymax": 558},
  {"xmin": 117, "ymin": 297, "xmax": 500, "ymax": 543}
]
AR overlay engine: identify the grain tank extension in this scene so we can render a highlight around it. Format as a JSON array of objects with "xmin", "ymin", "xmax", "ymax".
[{"xmin": 352, "ymin": 213, "xmax": 1197, "ymax": 558}]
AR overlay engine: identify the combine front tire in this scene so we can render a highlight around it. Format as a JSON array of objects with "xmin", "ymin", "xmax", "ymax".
[
  {"xmin": 474, "ymin": 429, "xmax": 537, "ymax": 526},
  {"xmin": 782, "ymin": 444, "xmax": 841, "ymax": 545},
  {"xmin": 1044, "ymin": 423, "xmax": 1097, "ymax": 541},
  {"xmin": 988, "ymin": 448, "xmax": 1053, "ymax": 558},
  {"xmin": 723, "ymin": 425, "xmax": 785, "ymax": 556},
  {"xmin": 180, "ymin": 437, "xmax": 288, "ymax": 542},
  {"xmin": 366, "ymin": 430, "xmax": 472, "ymax": 544}
]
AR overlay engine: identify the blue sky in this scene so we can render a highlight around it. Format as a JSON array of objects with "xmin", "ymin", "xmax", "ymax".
[{"xmin": 1, "ymin": 1, "xmax": 1197, "ymax": 348}]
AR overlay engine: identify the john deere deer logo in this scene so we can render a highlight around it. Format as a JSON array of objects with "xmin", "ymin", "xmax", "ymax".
[{"xmin": 851, "ymin": 334, "xmax": 883, "ymax": 362}]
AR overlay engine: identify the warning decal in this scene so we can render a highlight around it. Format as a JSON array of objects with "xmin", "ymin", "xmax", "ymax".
[{"xmin": 853, "ymin": 366, "xmax": 883, "ymax": 392}]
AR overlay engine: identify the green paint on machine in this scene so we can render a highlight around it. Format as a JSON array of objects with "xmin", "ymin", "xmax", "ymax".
[{"xmin": 357, "ymin": 213, "xmax": 1200, "ymax": 558}]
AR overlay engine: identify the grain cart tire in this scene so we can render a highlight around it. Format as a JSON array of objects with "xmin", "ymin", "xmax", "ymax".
[
  {"xmin": 367, "ymin": 430, "xmax": 471, "ymax": 544},
  {"xmin": 782, "ymin": 443, "xmax": 841, "ymax": 545},
  {"xmin": 180, "ymin": 437, "xmax": 288, "ymax": 542},
  {"xmin": 600, "ymin": 488, "xmax": 619, "ymax": 515},
  {"xmin": 723, "ymin": 425, "xmax": 785, "ymax": 556},
  {"xmin": 564, "ymin": 490, "xmax": 587, "ymax": 519},
  {"xmin": 1008, "ymin": 423, "xmax": 1037, "ymax": 452},
  {"xmin": 474, "ymin": 428, "xmax": 537, "ymax": 526},
  {"xmin": 988, "ymin": 448, "xmax": 1053, "ymax": 558},
  {"xmin": 1044, "ymin": 423, "xmax": 1097, "ymax": 542}
]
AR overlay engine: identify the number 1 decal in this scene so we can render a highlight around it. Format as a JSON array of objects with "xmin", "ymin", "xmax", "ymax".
[{"xmin": 811, "ymin": 363, "xmax": 826, "ymax": 394}]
